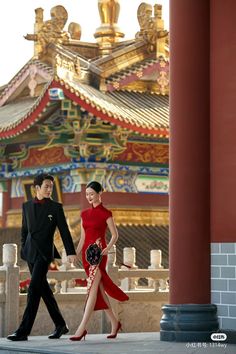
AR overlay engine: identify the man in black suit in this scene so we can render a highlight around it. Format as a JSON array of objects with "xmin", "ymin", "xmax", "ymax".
[{"xmin": 7, "ymin": 173, "xmax": 76, "ymax": 341}]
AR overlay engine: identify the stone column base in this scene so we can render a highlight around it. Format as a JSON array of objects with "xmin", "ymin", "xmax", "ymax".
[{"xmin": 160, "ymin": 304, "xmax": 219, "ymax": 342}]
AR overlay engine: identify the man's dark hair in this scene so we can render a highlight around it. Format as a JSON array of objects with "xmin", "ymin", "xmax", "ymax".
[
  {"xmin": 86, "ymin": 181, "xmax": 103, "ymax": 193},
  {"xmin": 33, "ymin": 173, "xmax": 54, "ymax": 187}
]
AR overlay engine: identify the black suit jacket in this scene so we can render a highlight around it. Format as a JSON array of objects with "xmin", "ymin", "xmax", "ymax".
[{"xmin": 20, "ymin": 199, "xmax": 76, "ymax": 263}]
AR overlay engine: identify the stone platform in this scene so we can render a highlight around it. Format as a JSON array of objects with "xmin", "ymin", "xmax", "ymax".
[{"xmin": 0, "ymin": 332, "xmax": 235, "ymax": 354}]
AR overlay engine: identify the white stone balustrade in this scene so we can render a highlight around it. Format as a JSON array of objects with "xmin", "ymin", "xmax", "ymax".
[
  {"xmin": 58, "ymin": 248, "xmax": 75, "ymax": 292},
  {"xmin": 121, "ymin": 247, "xmax": 138, "ymax": 291},
  {"xmin": 148, "ymin": 249, "xmax": 166, "ymax": 290},
  {"xmin": 0, "ymin": 271, "xmax": 5, "ymax": 337},
  {"xmin": 149, "ymin": 250, "xmax": 163, "ymax": 269},
  {"xmin": 0, "ymin": 243, "xmax": 169, "ymax": 336},
  {"xmin": 122, "ymin": 247, "xmax": 138, "ymax": 268},
  {"xmin": 2, "ymin": 243, "xmax": 18, "ymax": 267},
  {"xmin": 0, "ymin": 243, "xmax": 19, "ymax": 337},
  {"xmin": 107, "ymin": 244, "xmax": 117, "ymax": 267}
]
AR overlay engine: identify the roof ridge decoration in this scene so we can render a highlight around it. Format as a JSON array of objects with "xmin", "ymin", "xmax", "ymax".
[
  {"xmin": 135, "ymin": 3, "xmax": 168, "ymax": 56},
  {"xmin": 55, "ymin": 48, "xmax": 81, "ymax": 83},
  {"xmin": 46, "ymin": 44, "xmax": 92, "ymax": 85},
  {"xmin": 23, "ymin": 3, "xmax": 169, "ymax": 72},
  {"xmin": 105, "ymin": 57, "xmax": 169, "ymax": 94},
  {"xmin": 90, "ymin": 41, "xmax": 149, "ymax": 78},
  {"xmin": 52, "ymin": 44, "xmax": 90, "ymax": 69},
  {"xmin": 25, "ymin": 5, "xmax": 81, "ymax": 59},
  {"xmin": 0, "ymin": 60, "xmax": 53, "ymax": 107}
]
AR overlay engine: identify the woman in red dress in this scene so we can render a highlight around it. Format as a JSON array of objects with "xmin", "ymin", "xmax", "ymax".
[{"xmin": 70, "ymin": 181, "xmax": 129, "ymax": 341}]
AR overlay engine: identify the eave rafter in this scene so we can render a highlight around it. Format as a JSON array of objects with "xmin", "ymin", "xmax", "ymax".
[
  {"xmin": 51, "ymin": 80, "xmax": 169, "ymax": 137},
  {"xmin": 0, "ymin": 77, "xmax": 169, "ymax": 141},
  {"xmin": 0, "ymin": 94, "xmax": 51, "ymax": 140}
]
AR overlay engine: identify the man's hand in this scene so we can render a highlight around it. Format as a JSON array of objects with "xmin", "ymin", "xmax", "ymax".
[{"xmin": 67, "ymin": 255, "xmax": 76, "ymax": 263}]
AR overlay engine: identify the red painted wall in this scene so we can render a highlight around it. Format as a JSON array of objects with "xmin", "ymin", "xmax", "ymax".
[
  {"xmin": 102, "ymin": 191, "xmax": 168, "ymax": 208},
  {"xmin": 11, "ymin": 197, "xmax": 24, "ymax": 210},
  {"xmin": 211, "ymin": 0, "xmax": 236, "ymax": 242},
  {"xmin": 62, "ymin": 192, "xmax": 80, "ymax": 206},
  {"xmin": 6, "ymin": 191, "xmax": 168, "ymax": 223},
  {"xmin": 63, "ymin": 189, "xmax": 168, "ymax": 209}
]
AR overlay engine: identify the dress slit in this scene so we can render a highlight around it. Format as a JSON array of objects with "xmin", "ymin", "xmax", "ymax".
[{"xmin": 85, "ymin": 264, "xmax": 109, "ymax": 311}]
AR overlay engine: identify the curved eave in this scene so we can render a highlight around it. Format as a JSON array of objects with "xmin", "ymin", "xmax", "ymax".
[
  {"xmin": 51, "ymin": 80, "xmax": 169, "ymax": 137},
  {"xmin": 0, "ymin": 78, "xmax": 169, "ymax": 140},
  {"xmin": 0, "ymin": 92, "xmax": 51, "ymax": 140}
]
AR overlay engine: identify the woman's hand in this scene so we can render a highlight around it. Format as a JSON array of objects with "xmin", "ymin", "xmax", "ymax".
[
  {"xmin": 101, "ymin": 247, "xmax": 109, "ymax": 256},
  {"xmin": 76, "ymin": 251, "xmax": 81, "ymax": 260}
]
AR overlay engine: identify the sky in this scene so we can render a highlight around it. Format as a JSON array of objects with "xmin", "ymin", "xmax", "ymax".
[{"xmin": 0, "ymin": 0, "xmax": 169, "ymax": 86}]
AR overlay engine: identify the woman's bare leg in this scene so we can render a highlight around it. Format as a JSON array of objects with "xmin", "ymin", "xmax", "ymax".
[
  {"xmin": 99, "ymin": 283, "xmax": 119, "ymax": 334},
  {"xmin": 74, "ymin": 269, "xmax": 102, "ymax": 336}
]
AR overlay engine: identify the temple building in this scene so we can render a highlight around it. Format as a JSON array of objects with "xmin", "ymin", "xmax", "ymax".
[{"xmin": 0, "ymin": 1, "xmax": 169, "ymax": 267}]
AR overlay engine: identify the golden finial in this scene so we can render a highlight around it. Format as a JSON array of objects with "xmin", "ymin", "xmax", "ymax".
[{"xmin": 94, "ymin": 0, "xmax": 124, "ymax": 56}]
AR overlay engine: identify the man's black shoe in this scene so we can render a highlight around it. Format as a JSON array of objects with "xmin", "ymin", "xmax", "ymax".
[
  {"xmin": 7, "ymin": 332, "xmax": 28, "ymax": 341},
  {"xmin": 48, "ymin": 325, "xmax": 69, "ymax": 339}
]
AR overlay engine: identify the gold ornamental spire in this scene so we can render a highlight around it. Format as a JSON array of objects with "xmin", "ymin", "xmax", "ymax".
[{"xmin": 94, "ymin": 0, "xmax": 124, "ymax": 56}]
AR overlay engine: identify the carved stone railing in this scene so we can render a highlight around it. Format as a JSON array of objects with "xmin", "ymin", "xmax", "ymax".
[
  {"xmin": 119, "ymin": 269, "xmax": 169, "ymax": 291},
  {"xmin": 0, "ymin": 244, "xmax": 19, "ymax": 337},
  {"xmin": 0, "ymin": 244, "xmax": 169, "ymax": 336}
]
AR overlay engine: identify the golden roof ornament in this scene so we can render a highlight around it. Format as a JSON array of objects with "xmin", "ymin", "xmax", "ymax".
[
  {"xmin": 25, "ymin": 5, "xmax": 81, "ymax": 59},
  {"xmin": 136, "ymin": 3, "xmax": 168, "ymax": 56},
  {"xmin": 68, "ymin": 22, "xmax": 82, "ymax": 40},
  {"xmin": 94, "ymin": 0, "xmax": 124, "ymax": 56}
]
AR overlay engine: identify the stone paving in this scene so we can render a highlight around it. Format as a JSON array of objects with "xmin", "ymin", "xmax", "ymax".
[{"xmin": 0, "ymin": 332, "xmax": 235, "ymax": 354}]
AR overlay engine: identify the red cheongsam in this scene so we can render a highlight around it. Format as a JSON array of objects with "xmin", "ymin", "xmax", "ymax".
[{"xmin": 81, "ymin": 203, "xmax": 129, "ymax": 310}]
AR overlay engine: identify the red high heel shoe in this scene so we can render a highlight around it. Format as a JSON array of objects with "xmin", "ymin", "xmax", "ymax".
[
  {"xmin": 69, "ymin": 329, "xmax": 87, "ymax": 341},
  {"xmin": 107, "ymin": 321, "xmax": 122, "ymax": 339}
]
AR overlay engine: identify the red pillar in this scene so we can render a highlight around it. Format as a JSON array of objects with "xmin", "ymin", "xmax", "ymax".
[
  {"xmin": 160, "ymin": 0, "xmax": 218, "ymax": 341},
  {"xmin": 169, "ymin": 0, "xmax": 210, "ymax": 304}
]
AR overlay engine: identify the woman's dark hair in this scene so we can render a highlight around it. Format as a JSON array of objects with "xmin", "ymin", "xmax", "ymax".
[
  {"xmin": 86, "ymin": 181, "xmax": 103, "ymax": 193},
  {"xmin": 33, "ymin": 173, "xmax": 54, "ymax": 187}
]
